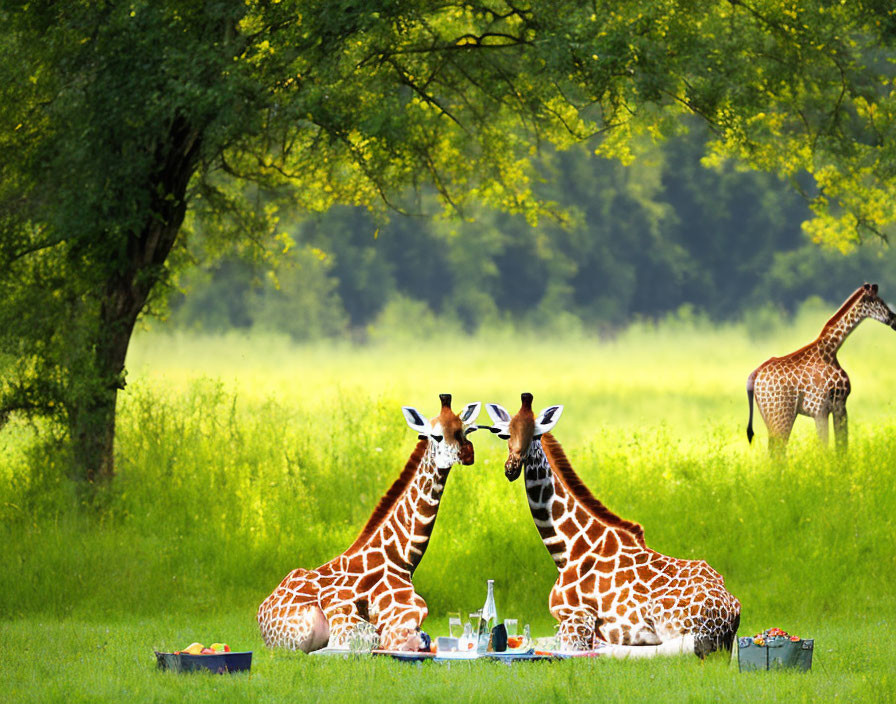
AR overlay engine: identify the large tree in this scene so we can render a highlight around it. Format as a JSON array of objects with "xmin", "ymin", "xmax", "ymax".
[{"xmin": 1, "ymin": 0, "xmax": 893, "ymax": 483}]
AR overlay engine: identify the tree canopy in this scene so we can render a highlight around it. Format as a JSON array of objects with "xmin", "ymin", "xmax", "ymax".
[{"xmin": 1, "ymin": 0, "xmax": 895, "ymax": 483}]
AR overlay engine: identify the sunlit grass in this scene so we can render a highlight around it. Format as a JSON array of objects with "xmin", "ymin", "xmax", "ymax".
[
  {"xmin": 125, "ymin": 300, "xmax": 896, "ymax": 447},
  {"xmin": 1, "ymin": 616, "xmax": 889, "ymax": 703}
]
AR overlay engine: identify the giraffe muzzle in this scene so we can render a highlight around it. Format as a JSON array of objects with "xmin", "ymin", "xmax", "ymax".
[{"xmin": 504, "ymin": 457, "xmax": 523, "ymax": 481}]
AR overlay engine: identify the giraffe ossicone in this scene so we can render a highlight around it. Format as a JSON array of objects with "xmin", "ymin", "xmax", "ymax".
[
  {"xmin": 747, "ymin": 282, "xmax": 896, "ymax": 455},
  {"xmin": 484, "ymin": 393, "xmax": 741, "ymax": 657},
  {"xmin": 257, "ymin": 394, "xmax": 481, "ymax": 653}
]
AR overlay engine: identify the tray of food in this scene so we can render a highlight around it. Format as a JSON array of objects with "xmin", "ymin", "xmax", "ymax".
[{"xmin": 155, "ymin": 642, "xmax": 251, "ymax": 674}]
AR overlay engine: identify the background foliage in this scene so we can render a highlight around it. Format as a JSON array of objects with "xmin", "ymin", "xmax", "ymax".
[{"xmin": 167, "ymin": 125, "xmax": 896, "ymax": 340}]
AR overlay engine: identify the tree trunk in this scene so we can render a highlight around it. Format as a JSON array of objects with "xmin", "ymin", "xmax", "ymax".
[
  {"xmin": 68, "ymin": 117, "xmax": 202, "ymax": 483},
  {"xmin": 68, "ymin": 354, "xmax": 123, "ymax": 484}
]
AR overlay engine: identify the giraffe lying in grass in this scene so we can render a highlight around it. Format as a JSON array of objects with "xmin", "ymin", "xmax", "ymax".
[
  {"xmin": 747, "ymin": 283, "xmax": 896, "ymax": 454},
  {"xmin": 484, "ymin": 394, "xmax": 740, "ymax": 657},
  {"xmin": 257, "ymin": 394, "xmax": 480, "ymax": 652}
]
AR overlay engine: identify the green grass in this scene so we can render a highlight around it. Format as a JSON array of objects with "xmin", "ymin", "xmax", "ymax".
[
  {"xmin": 2, "ymin": 310, "xmax": 895, "ymax": 701},
  {"xmin": 1, "ymin": 616, "xmax": 890, "ymax": 703}
]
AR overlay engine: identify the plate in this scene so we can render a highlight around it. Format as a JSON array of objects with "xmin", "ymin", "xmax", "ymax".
[
  {"xmin": 309, "ymin": 647, "xmax": 355, "ymax": 657},
  {"xmin": 433, "ymin": 650, "xmax": 482, "ymax": 662},
  {"xmin": 484, "ymin": 650, "xmax": 557, "ymax": 663}
]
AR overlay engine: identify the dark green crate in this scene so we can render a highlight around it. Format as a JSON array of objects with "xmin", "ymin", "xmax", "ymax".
[{"xmin": 737, "ymin": 636, "xmax": 813, "ymax": 672}]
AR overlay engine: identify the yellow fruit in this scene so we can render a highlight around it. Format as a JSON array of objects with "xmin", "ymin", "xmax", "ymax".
[
  {"xmin": 209, "ymin": 643, "xmax": 230, "ymax": 653},
  {"xmin": 183, "ymin": 642, "xmax": 205, "ymax": 655}
]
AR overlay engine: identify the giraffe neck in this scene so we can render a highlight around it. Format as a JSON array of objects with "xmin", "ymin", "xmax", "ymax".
[
  {"xmin": 816, "ymin": 291, "xmax": 867, "ymax": 361},
  {"xmin": 522, "ymin": 440, "xmax": 575, "ymax": 570},
  {"xmin": 348, "ymin": 441, "xmax": 449, "ymax": 575},
  {"xmin": 524, "ymin": 435, "xmax": 638, "ymax": 571}
]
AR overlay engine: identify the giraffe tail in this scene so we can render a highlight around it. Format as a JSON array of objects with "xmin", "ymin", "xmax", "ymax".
[{"xmin": 746, "ymin": 370, "xmax": 757, "ymax": 444}]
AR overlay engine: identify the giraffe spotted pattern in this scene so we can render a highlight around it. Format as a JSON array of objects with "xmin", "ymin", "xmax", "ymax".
[
  {"xmin": 747, "ymin": 283, "xmax": 896, "ymax": 454},
  {"xmin": 257, "ymin": 396, "xmax": 479, "ymax": 652},
  {"xmin": 488, "ymin": 395, "xmax": 740, "ymax": 657}
]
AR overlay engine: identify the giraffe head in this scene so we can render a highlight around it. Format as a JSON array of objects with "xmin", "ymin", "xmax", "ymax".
[
  {"xmin": 402, "ymin": 394, "xmax": 481, "ymax": 470},
  {"xmin": 858, "ymin": 283, "xmax": 896, "ymax": 329},
  {"xmin": 484, "ymin": 393, "xmax": 563, "ymax": 481}
]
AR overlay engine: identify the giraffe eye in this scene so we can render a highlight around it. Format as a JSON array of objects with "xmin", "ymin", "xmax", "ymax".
[{"xmin": 431, "ymin": 434, "xmax": 443, "ymax": 442}]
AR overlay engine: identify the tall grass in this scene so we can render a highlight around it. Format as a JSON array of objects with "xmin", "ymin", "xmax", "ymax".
[{"xmin": 2, "ymin": 308, "xmax": 895, "ymax": 631}]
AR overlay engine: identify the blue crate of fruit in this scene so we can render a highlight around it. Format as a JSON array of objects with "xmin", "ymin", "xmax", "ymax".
[{"xmin": 737, "ymin": 628, "xmax": 813, "ymax": 672}]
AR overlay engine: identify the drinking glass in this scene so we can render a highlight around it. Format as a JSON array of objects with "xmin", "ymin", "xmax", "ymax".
[
  {"xmin": 504, "ymin": 618, "xmax": 518, "ymax": 637},
  {"xmin": 468, "ymin": 611, "xmax": 482, "ymax": 640},
  {"xmin": 462, "ymin": 622, "xmax": 473, "ymax": 643},
  {"xmin": 448, "ymin": 612, "xmax": 463, "ymax": 639}
]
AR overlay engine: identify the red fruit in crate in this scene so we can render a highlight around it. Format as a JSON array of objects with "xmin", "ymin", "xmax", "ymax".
[
  {"xmin": 200, "ymin": 648, "xmax": 215, "ymax": 654},
  {"xmin": 790, "ymin": 635, "xmax": 800, "ymax": 642}
]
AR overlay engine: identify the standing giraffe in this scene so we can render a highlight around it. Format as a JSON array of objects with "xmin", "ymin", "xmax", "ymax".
[
  {"xmin": 747, "ymin": 283, "xmax": 896, "ymax": 454},
  {"xmin": 484, "ymin": 394, "xmax": 740, "ymax": 656},
  {"xmin": 257, "ymin": 394, "xmax": 481, "ymax": 652}
]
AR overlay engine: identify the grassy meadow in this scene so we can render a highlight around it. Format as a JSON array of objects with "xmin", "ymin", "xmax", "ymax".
[{"xmin": 2, "ymin": 303, "xmax": 895, "ymax": 702}]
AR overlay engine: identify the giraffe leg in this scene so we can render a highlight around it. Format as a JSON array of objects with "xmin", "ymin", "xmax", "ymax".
[
  {"xmin": 257, "ymin": 569, "xmax": 329, "ymax": 651},
  {"xmin": 649, "ymin": 586, "xmax": 740, "ymax": 658},
  {"xmin": 554, "ymin": 608, "xmax": 599, "ymax": 651},
  {"xmin": 814, "ymin": 413, "xmax": 830, "ymax": 446},
  {"xmin": 327, "ymin": 604, "xmax": 376, "ymax": 649},
  {"xmin": 549, "ymin": 578, "xmax": 597, "ymax": 650},
  {"xmin": 693, "ymin": 597, "xmax": 741, "ymax": 658},
  {"xmin": 763, "ymin": 396, "xmax": 797, "ymax": 459},
  {"xmin": 376, "ymin": 589, "xmax": 430, "ymax": 651},
  {"xmin": 624, "ymin": 620, "xmax": 663, "ymax": 646},
  {"xmin": 754, "ymin": 383, "xmax": 797, "ymax": 458},
  {"xmin": 261, "ymin": 603, "xmax": 330, "ymax": 652},
  {"xmin": 832, "ymin": 403, "xmax": 848, "ymax": 453},
  {"xmin": 378, "ymin": 618, "xmax": 427, "ymax": 651}
]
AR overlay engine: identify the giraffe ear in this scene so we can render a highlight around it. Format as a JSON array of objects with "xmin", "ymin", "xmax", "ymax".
[
  {"xmin": 402, "ymin": 406, "xmax": 432, "ymax": 436},
  {"xmin": 458, "ymin": 402, "xmax": 481, "ymax": 426},
  {"xmin": 534, "ymin": 405, "xmax": 563, "ymax": 436},
  {"xmin": 872, "ymin": 283, "xmax": 879, "ymax": 295},
  {"xmin": 485, "ymin": 403, "xmax": 511, "ymax": 439},
  {"xmin": 486, "ymin": 403, "xmax": 511, "ymax": 424}
]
